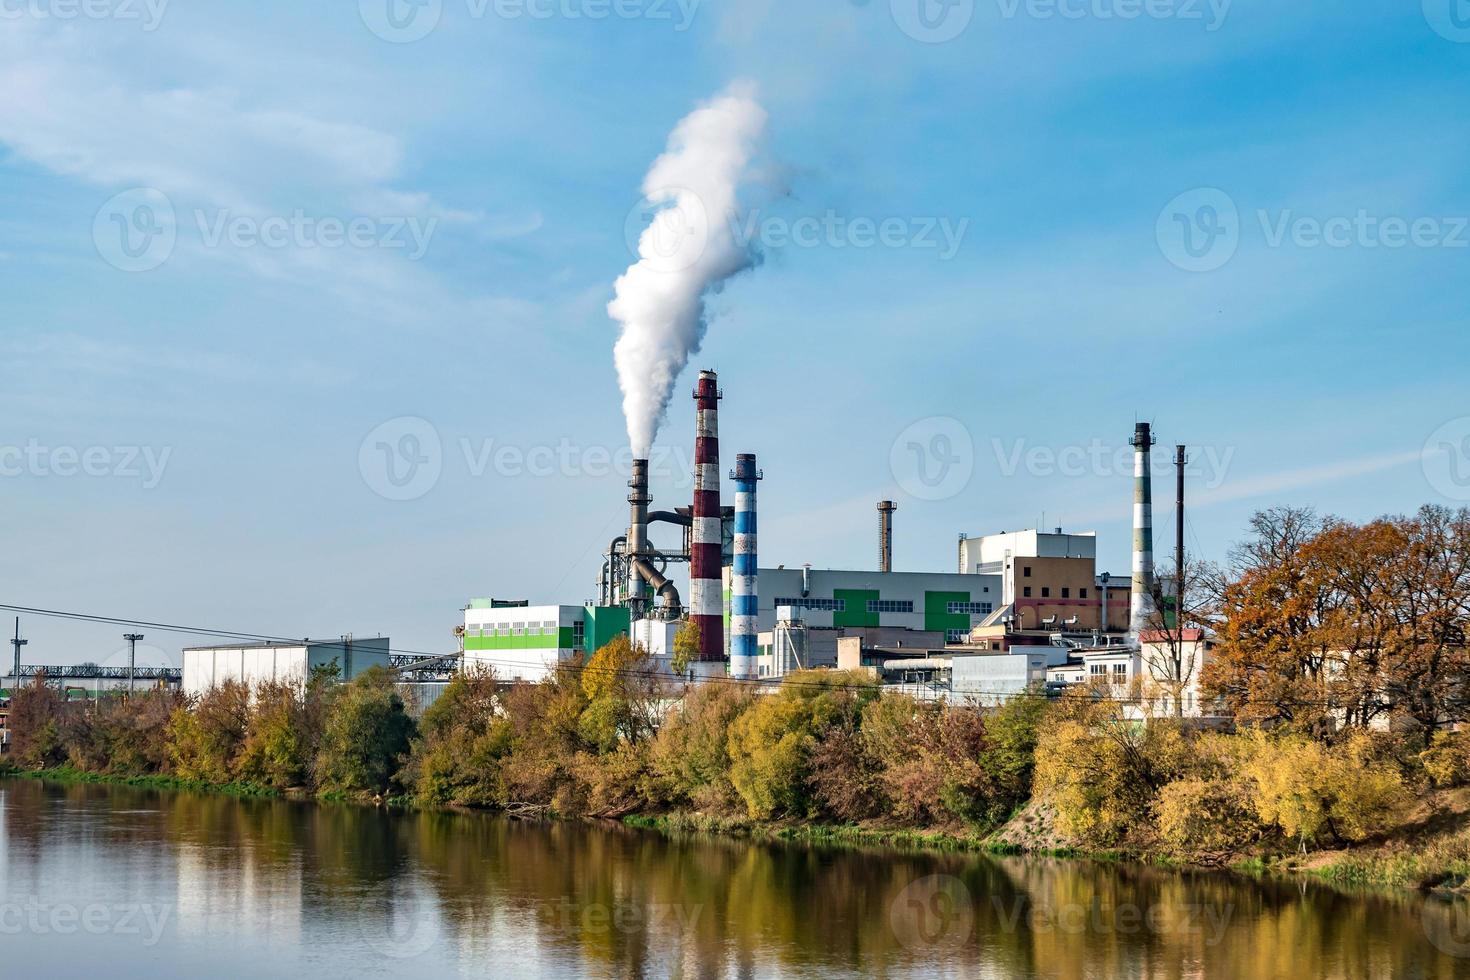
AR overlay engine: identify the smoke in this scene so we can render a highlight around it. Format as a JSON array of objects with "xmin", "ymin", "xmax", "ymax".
[{"xmin": 610, "ymin": 83, "xmax": 768, "ymax": 458}]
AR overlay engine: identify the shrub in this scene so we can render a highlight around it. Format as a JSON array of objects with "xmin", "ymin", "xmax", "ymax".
[
  {"xmin": 1033, "ymin": 691, "xmax": 1190, "ymax": 845},
  {"xmin": 1241, "ymin": 729, "xmax": 1407, "ymax": 848},
  {"xmin": 9, "ymin": 679, "xmax": 69, "ymax": 769},
  {"xmin": 1419, "ymin": 731, "xmax": 1470, "ymax": 789},
  {"xmin": 405, "ymin": 668, "xmax": 511, "ymax": 808},
  {"xmin": 168, "ymin": 680, "xmax": 251, "ymax": 783},
  {"xmin": 236, "ymin": 681, "xmax": 310, "ymax": 789},
  {"xmin": 647, "ymin": 681, "xmax": 756, "ymax": 812},
  {"xmin": 1154, "ymin": 776, "xmax": 1260, "ymax": 857},
  {"xmin": 314, "ymin": 668, "xmax": 416, "ymax": 796},
  {"xmin": 727, "ymin": 670, "xmax": 878, "ymax": 819}
]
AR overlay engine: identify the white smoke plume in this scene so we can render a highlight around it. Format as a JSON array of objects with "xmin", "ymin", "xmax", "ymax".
[{"xmin": 610, "ymin": 83, "xmax": 768, "ymax": 458}]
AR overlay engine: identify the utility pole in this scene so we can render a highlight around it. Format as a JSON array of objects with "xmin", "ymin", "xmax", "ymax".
[
  {"xmin": 10, "ymin": 618, "xmax": 27, "ymax": 695},
  {"xmin": 1175, "ymin": 445, "xmax": 1188, "ymax": 648},
  {"xmin": 124, "ymin": 632, "xmax": 145, "ymax": 694}
]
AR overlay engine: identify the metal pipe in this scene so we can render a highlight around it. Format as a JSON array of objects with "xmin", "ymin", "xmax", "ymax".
[
  {"xmin": 631, "ymin": 558, "xmax": 681, "ymax": 617},
  {"xmin": 730, "ymin": 454, "xmax": 761, "ymax": 680},
  {"xmin": 689, "ymin": 370, "xmax": 723, "ymax": 667}
]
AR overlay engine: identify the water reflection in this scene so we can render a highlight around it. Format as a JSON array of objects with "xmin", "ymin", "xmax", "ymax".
[{"xmin": 0, "ymin": 778, "xmax": 1463, "ymax": 978}]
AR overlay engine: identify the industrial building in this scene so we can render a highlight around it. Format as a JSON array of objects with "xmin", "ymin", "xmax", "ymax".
[
  {"xmin": 462, "ymin": 601, "xmax": 631, "ymax": 682},
  {"xmin": 182, "ymin": 637, "xmax": 391, "ymax": 698},
  {"xmin": 727, "ymin": 567, "xmax": 1003, "ymax": 645}
]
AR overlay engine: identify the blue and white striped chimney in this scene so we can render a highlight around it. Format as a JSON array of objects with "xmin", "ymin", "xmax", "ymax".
[{"xmin": 730, "ymin": 453, "xmax": 762, "ymax": 680}]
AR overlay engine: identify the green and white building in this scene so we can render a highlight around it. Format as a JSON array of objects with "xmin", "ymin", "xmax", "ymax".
[
  {"xmin": 462, "ymin": 600, "xmax": 631, "ymax": 682},
  {"xmin": 724, "ymin": 568, "xmax": 1005, "ymax": 647}
]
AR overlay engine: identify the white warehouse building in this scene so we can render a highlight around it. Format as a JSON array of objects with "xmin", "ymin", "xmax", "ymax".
[{"xmin": 183, "ymin": 637, "xmax": 392, "ymax": 698}]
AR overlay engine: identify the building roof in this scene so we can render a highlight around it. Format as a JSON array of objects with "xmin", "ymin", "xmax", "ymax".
[{"xmin": 1138, "ymin": 629, "xmax": 1207, "ymax": 643}]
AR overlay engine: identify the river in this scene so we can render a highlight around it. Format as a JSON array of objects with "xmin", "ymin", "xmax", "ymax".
[{"xmin": 0, "ymin": 778, "xmax": 1464, "ymax": 978}]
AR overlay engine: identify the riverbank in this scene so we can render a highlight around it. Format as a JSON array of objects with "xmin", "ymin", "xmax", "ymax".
[{"xmin": 8, "ymin": 761, "xmax": 1470, "ymax": 897}]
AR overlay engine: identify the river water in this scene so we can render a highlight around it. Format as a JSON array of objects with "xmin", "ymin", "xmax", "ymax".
[{"xmin": 0, "ymin": 778, "xmax": 1465, "ymax": 978}]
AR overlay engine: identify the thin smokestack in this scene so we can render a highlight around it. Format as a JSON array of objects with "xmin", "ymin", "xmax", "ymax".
[
  {"xmin": 690, "ymin": 370, "xmax": 723, "ymax": 666},
  {"xmin": 627, "ymin": 458, "xmax": 652, "ymax": 612},
  {"xmin": 878, "ymin": 500, "xmax": 897, "ymax": 574},
  {"xmin": 1129, "ymin": 422, "xmax": 1157, "ymax": 637},
  {"xmin": 730, "ymin": 454, "xmax": 761, "ymax": 680}
]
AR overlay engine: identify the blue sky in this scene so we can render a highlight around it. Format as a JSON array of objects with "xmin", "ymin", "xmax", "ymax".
[{"xmin": 2, "ymin": 0, "xmax": 1468, "ymax": 665}]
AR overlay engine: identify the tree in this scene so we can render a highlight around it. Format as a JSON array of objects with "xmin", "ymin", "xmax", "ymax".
[
  {"xmin": 314, "ymin": 667, "xmax": 416, "ymax": 796},
  {"xmin": 168, "ymin": 680, "xmax": 251, "ymax": 783},
  {"xmin": 8, "ymin": 676, "xmax": 69, "ymax": 769},
  {"xmin": 405, "ymin": 666, "xmax": 511, "ymax": 807},
  {"xmin": 727, "ymin": 670, "xmax": 878, "ymax": 819},
  {"xmin": 236, "ymin": 681, "xmax": 310, "ymax": 789},
  {"xmin": 1141, "ymin": 556, "xmax": 1220, "ymax": 717},
  {"xmin": 671, "ymin": 618, "xmax": 700, "ymax": 677},
  {"xmin": 647, "ymin": 680, "xmax": 756, "ymax": 811},
  {"xmin": 579, "ymin": 635, "xmax": 662, "ymax": 751}
]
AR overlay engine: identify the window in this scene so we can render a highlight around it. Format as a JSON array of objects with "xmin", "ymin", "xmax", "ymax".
[
  {"xmin": 1041, "ymin": 587, "xmax": 1051, "ymax": 598},
  {"xmin": 1090, "ymin": 664, "xmax": 1106, "ymax": 676},
  {"xmin": 1112, "ymin": 663, "xmax": 1128, "ymax": 676},
  {"xmin": 946, "ymin": 602, "xmax": 994, "ymax": 615},
  {"xmin": 1079, "ymin": 588, "xmax": 1088, "ymax": 599},
  {"xmin": 1061, "ymin": 588, "xmax": 1070, "ymax": 598},
  {"xmin": 945, "ymin": 629, "xmax": 970, "ymax": 643},
  {"xmin": 1023, "ymin": 566, "xmax": 1032, "ymax": 577},
  {"xmin": 773, "ymin": 597, "xmax": 846, "ymax": 612},
  {"xmin": 1023, "ymin": 587, "xmax": 1032, "ymax": 598},
  {"xmin": 867, "ymin": 600, "xmax": 914, "ymax": 613}
]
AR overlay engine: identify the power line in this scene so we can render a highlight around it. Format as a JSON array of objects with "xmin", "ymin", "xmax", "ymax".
[{"xmin": 5, "ymin": 601, "xmax": 1458, "ymax": 712}]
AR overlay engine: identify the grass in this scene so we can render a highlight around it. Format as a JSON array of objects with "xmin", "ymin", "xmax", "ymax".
[
  {"xmin": 1309, "ymin": 832, "xmax": 1470, "ymax": 892},
  {"xmin": 4, "ymin": 764, "xmax": 280, "ymax": 798}
]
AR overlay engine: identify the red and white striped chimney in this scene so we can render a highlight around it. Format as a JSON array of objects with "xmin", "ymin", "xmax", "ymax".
[{"xmin": 690, "ymin": 369, "xmax": 724, "ymax": 671}]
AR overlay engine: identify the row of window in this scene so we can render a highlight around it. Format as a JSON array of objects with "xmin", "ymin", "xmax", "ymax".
[
  {"xmin": 867, "ymin": 600, "xmax": 914, "ymax": 613},
  {"xmin": 1021, "ymin": 587, "xmax": 1090, "ymax": 599},
  {"xmin": 774, "ymin": 597, "xmax": 846, "ymax": 611},
  {"xmin": 946, "ymin": 602, "xmax": 994, "ymax": 615},
  {"xmin": 1089, "ymin": 663, "xmax": 1129, "ymax": 676},
  {"xmin": 467, "ymin": 626, "xmax": 559, "ymax": 637},
  {"xmin": 470, "ymin": 620, "xmax": 558, "ymax": 630}
]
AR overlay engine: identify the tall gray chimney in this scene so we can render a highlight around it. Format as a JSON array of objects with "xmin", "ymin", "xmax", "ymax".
[{"xmin": 878, "ymin": 500, "xmax": 897, "ymax": 573}]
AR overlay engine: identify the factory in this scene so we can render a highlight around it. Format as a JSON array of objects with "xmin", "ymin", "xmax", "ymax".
[{"xmin": 182, "ymin": 637, "xmax": 392, "ymax": 698}]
